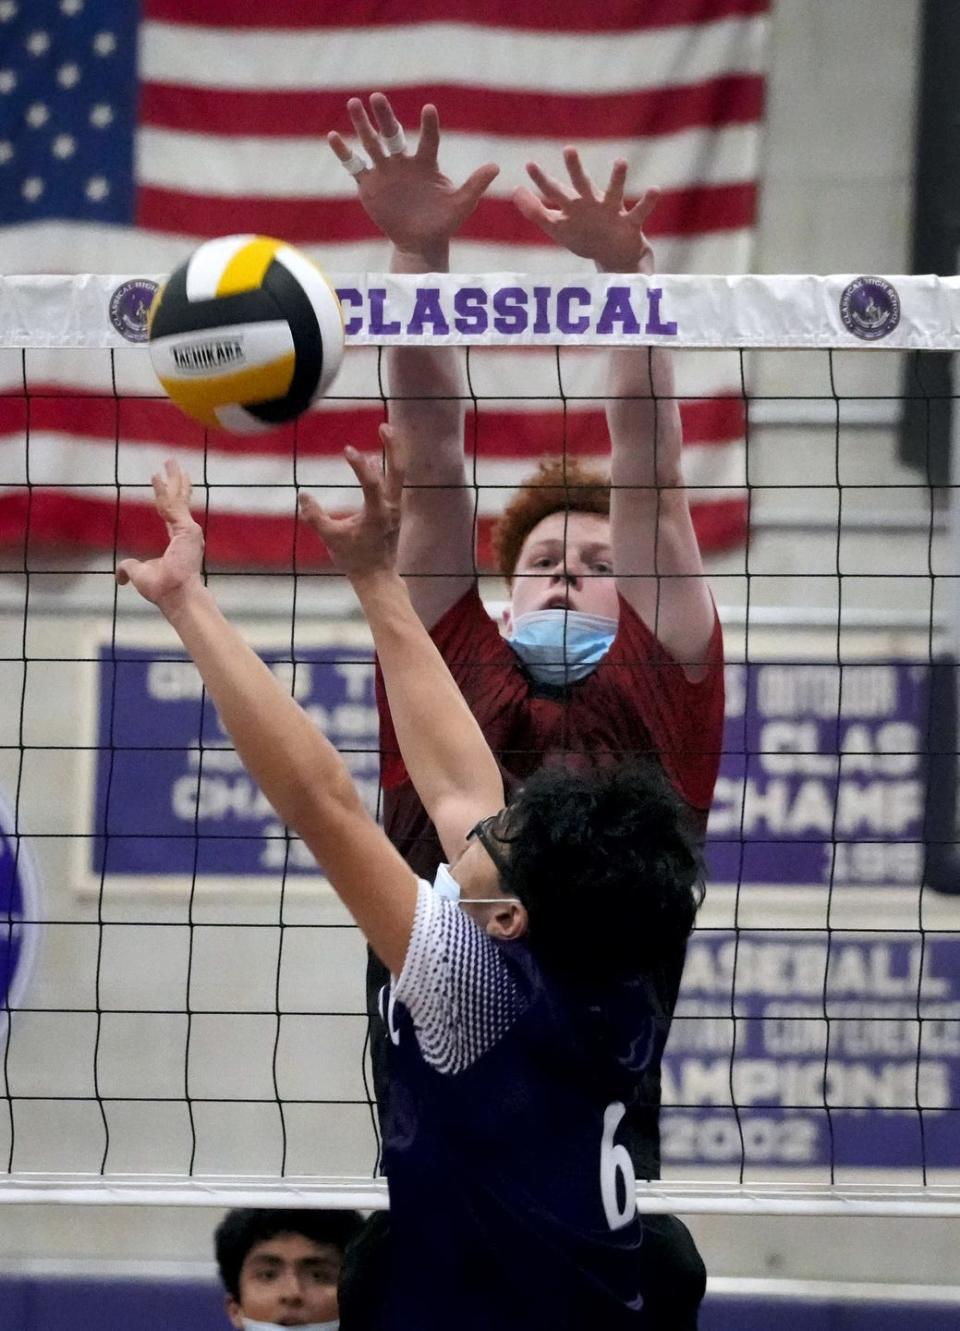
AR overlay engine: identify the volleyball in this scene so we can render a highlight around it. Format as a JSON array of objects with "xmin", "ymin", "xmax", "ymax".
[{"xmin": 147, "ymin": 234, "xmax": 344, "ymax": 433}]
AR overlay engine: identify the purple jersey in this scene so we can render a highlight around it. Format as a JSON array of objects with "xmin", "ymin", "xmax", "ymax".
[{"xmin": 373, "ymin": 881, "xmax": 669, "ymax": 1331}]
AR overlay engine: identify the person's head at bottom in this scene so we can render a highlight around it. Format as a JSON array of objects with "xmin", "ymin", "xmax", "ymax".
[
  {"xmin": 214, "ymin": 1208, "xmax": 364, "ymax": 1331},
  {"xmin": 449, "ymin": 757, "xmax": 704, "ymax": 982}
]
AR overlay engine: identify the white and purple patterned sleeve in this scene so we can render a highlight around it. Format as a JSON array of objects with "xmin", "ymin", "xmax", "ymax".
[{"xmin": 393, "ymin": 879, "xmax": 526, "ymax": 1075}]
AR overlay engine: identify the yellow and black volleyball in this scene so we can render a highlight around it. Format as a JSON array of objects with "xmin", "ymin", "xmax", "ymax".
[{"xmin": 147, "ymin": 234, "xmax": 344, "ymax": 433}]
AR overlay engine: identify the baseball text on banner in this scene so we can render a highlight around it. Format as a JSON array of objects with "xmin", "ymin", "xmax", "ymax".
[{"xmin": 663, "ymin": 931, "xmax": 960, "ymax": 1171}]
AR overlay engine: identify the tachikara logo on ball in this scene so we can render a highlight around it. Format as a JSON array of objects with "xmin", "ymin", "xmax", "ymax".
[
  {"xmin": 171, "ymin": 338, "xmax": 246, "ymax": 374},
  {"xmin": 839, "ymin": 276, "xmax": 901, "ymax": 341},
  {"xmin": 148, "ymin": 234, "xmax": 344, "ymax": 434}
]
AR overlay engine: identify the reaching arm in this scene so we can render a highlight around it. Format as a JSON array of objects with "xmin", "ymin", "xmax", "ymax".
[
  {"xmin": 514, "ymin": 149, "xmax": 716, "ymax": 677},
  {"xmin": 116, "ymin": 464, "xmax": 419, "ymax": 977},
  {"xmin": 328, "ymin": 95, "xmax": 499, "ymax": 628},
  {"xmin": 300, "ymin": 428, "xmax": 506, "ymax": 859}
]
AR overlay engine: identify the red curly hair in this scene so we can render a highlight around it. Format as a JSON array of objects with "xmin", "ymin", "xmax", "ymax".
[{"xmin": 492, "ymin": 457, "xmax": 611, "ymax": 586}]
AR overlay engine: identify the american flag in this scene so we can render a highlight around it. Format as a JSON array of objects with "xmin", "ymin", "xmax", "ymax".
[{"xmin": 0, "ymin": 0, "xmax": 768, "ymax": 570}]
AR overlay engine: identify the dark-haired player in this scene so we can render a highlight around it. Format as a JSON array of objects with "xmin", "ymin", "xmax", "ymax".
[
  {"xmin": 119, "ymin": 438, "xmax": 704, "ymax": 1330},
  {"xmin": 330, "ymin": 96, "xmax": 724, "ymax": 1326},
  {"xmin": 214, "ymin": 1207, "xmax": 363, "ymax": 1330}
]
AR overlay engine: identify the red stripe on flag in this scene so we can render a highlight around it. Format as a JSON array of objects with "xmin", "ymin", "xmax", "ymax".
[
  {"xmin": 136, "ymin": 183, "xmax": 757, "ymax": 245},
  {"xmin": 0, "ymin": 492, "xmax": 748, "ymax": 569},
  {"xmin": 463, "ymin": 399, "xmax": 745, "ymax": 458},
  {"xmin": 0, "ymin": 492, "xmax": 321, "ymax": 569},
  {"xmin": 143, "ymin": 0, "xmax": 769, "ymax": 33},
  {"xmin": 140, "ymin": 76, "xmax": 765, "ymax": 141},
  {"xmin": 689, "ymin": 494, "xmax": 748, "ymax": 552},
  {"xmin": 3, "ymin": 393, "xmax": 744, "ymax": 454}
]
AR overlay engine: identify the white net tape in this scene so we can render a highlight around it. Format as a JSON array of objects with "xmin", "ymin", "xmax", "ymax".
[{"xmin": 2, "ymin": 271, "xmax": 958, "ymax": 350}]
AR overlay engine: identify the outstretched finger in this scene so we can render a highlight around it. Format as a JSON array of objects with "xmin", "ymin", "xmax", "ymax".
[
  {"xmin": 455, "ymin": 162, "xmax": 500, "ymax": 213},
  {"xmin": 602, "ymin": 159, "xmax": 629, "ymax": 209},
  {"xmin": 116, "ymin": 557, "xmax": 140, "ymax": 587},
  {"xmin": 298, "ymin": 489, "xmax": 332, "ymax": 529},
  {"xmin": 626, "ymin": 186, "xmax": 661, "ymax": 230},
  {"xmin": 415, "ymin": 104, "xmax": 440, "ymax": 164},
  {"xmin": 298, "ymin": 492, "xmax": 346, "ymax": 550},
  {"xmin": 525, "ymin": 160, "xmax": 574, "ymax": 207},
  {"xmin": 343, "ymin": 445, "xmax": 386, "ymax": 509},
  {"xmin": 152, "ymin": 460, "xmax": 192, "ymax": 524},
  {"xmin": 369, "ymin": 90, "xmax": 402, "ymax": 141},
  {"xmin": 150, "ymin": 466, "xmax": 169, "ymax": 505},
  {"xmin": 512, "ymin": 185, "xmax": 557, "ymax": 232},
  {"xmin": 378, "ymin": 424, "xmax": 406, "ymax": 504},
  {"xmin": 347, "ymin": 96, "xmax": 387, "ymax": 164},
  {"xmin": 563, "ymin": 146, "xmax": 596, "ymax": 199},
  {"xmin": 167, "ymin": 456, "xmax": 191, "ymax": 497},
  {"xmin": 327, "ymin": 130, "xmax": 356, "ymax": 166}
]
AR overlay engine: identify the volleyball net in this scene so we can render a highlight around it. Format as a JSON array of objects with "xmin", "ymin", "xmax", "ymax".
[{"xmin": 1, "ymin": 271, "xmax": 959, "ymax": 1215}]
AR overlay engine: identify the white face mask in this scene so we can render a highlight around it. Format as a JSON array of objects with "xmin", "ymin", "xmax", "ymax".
[
  {"xmin": 433, "ymin": 855, "xmax": 522, "ymax": 912},
  {"xmin": 507, "ymin": 609, "xmax": 617, "ymax": 685},
  {"xmin": 242, "ymin": 1321, "xmax": 338, "ymax": 1331},
  {"xmin": 432, "ymin": 862, "xmax": 462, "ymax": 903}
]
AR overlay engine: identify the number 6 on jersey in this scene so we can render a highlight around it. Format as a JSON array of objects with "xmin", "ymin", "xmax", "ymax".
[{"xmin": 600, "ymin": 1101, "xmax": 637, "ymax": 1231}]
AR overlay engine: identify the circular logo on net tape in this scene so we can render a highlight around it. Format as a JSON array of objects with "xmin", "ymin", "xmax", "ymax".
[
  {"xmin": 839, "ymin": 276, "xmax": 901, "ymax": 341},
  {"xmin": 0, "ymin": 792, "xmax": 40, "ymax": 1035},
  {"xmin": 109, "ymin": 278, "xmax": 160, "ymax": 343}
]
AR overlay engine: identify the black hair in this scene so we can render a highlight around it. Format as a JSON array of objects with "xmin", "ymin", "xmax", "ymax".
[
  {"xmin": 499, "ymin": 759, "xmax": 704, "ymax": 983},
  {"xmin": 214, "ymin": 1207, "xmax": 364, "ymax": 1301}
]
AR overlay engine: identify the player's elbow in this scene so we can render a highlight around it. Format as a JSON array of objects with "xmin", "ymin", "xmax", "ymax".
[
  {"xmin": 430, "ymin": 791, "xmax": 503, "ymax": 863},
  {"xmin": 278, "ymin": 756, "xmax": 365, "ymax": 844}
]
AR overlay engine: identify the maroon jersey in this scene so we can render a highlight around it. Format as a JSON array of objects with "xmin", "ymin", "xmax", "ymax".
[
  {"xmin": 378, "ymin": 587, "xmax": 723, "ymax": 840},
  {"xmin": 371, "ymin": 587, "xmax": 724, "ymax": 1180}
]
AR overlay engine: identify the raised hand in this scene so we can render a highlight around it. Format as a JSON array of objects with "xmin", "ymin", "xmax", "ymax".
[
  {"xmin": 513, "ymin": 147, "xmax": 660, "ymax": 274},
  {"xmin": 299, "ymin": 424, "xmax": 405, "ymax": 580},
  {"xmin": 116, "ymin": 460, "xmax": 204, "ymax": 607},
  {"xmin": 327, "ymin": 93, "xmax": 499, "ymax": 262}
]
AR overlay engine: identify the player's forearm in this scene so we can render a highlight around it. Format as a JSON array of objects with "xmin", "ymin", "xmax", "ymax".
[
  {"xmin": 159, "ymin": 581, "xmax": 420, "ymax": 972},
  {"xmin": 387, "ymin": 243, "xmax": 466, "ymax": 483},
  {"xmin": 160, "ymin": 584, "xmax": 363, "ymax": 844},
  {"xmin": 387, "ymin": 344, "xmax": 465, "ymax": 476},
  {"xmin": 351, "ymin": 568, "xmax": 504, "ymax": 817},
  {"xmin": 606, "ymin": 344, "xmax": 685, "ymax": 491}
]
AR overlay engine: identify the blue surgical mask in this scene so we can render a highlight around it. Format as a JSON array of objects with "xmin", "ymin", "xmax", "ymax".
[
  {"xmin": 432, "ymin": 862, "xmax": 461, "ymax": 903},
  {"xmin": 508, "ymin": 609, "xmax": 617, "ymax": 685},
  {"xmin": 243, "ymin": 1322, "xmax": 338, "ymax": 1331}
]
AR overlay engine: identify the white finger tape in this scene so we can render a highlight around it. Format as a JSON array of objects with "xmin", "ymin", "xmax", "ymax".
[
  {"xmin": 383, "ymin": 128, "xmax": 407, "ymax": 156},
  {"xmin": 341, "ymin": 152, "xmax": 369, "ymax": 177}
]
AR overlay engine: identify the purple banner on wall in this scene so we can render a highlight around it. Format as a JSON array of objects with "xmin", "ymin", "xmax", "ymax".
[
  {"xmin": 88, "ymin": 650, "xmax": 957, "ymax": 1172},
  {"xmin": 706, "ymin": 661, "xmax": 928, "ymax": 888},
  {"xmin": 663, "ymin": 931, "xmax": 960, "ymax": 1170},
  {"xmin": 92, "ymin": 642, "xmax": 376, "ymax": 878},
  {"xmin": 93, "ymin": 650, "xmax": 933, "ymax": 887}
]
